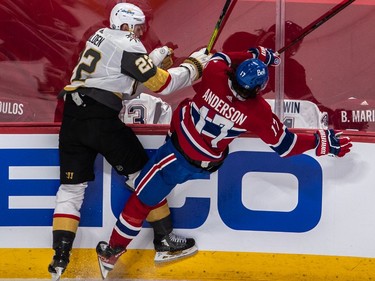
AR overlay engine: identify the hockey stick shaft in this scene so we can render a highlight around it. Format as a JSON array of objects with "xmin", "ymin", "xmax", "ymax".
[
  {"xmin": 206, "ymin": 0, "xmax": 237, "ymax": 54},
  {"xmin": 277, "ymin": 0, "xmax": 356, "ymax": 54}
]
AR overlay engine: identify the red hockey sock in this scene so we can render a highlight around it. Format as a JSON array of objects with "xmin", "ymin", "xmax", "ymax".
[{"xmin": 109, "ymin": 193, "xmax": 153, "ymax": 249}]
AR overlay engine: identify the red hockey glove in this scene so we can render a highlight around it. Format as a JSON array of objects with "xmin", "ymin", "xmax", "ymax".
[
  {"xmin": 315, "ymin": 129, "xmax": 352, "ymax": 157},
  {"xmin": 249, "ymin": 46, "xmax": 281, "ymax": 66}
]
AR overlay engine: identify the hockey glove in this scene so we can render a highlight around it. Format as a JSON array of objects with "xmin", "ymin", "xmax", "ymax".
[
  {"xmin": 149, "ymin": 46, "xmax": 174, "ymax": 70},
  {"xmin": 249, "ymin": 46, "xmax": 281, "ymax": 66},
  {"xmin": 180, "ymin": 48, "xmax": 212, "ymax": 81},
  {"xmin": 315, "ymin": 129, "xmax": 352, "ymax": 157}
]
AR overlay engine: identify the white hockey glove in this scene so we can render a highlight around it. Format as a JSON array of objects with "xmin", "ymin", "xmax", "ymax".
[
  {"xmin": 149, "ymin": 46, "xmax": 174, "ymax": 70},
  {"xmin": 180, "ymin": 48, "xmax": 212, "ymax": 81}
]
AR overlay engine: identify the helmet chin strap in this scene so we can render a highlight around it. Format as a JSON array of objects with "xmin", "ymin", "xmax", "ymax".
[{"xmin": 128, "ymin": 24, "xmax": 135, "ymax": 32}]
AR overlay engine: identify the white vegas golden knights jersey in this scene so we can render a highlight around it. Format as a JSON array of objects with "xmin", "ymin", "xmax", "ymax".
[
  {"xmin": 266, "ymin": 99, "xmax": 328, "ymax": 129},
  {"xmin": 120, "ymin": 93, "xmax": 172, "ymax": 124},
  {"xmin": 63, "ymin": 27, "xmax": 192, "ymax": 113},
  {"xmin": 64, "ymin": 27, "xmax": 147, "ymax": 98}
]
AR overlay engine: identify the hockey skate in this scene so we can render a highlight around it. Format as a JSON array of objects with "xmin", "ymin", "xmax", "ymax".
[
  {"xmin": 48, "ymin": 239, "xmax": 72, "ymax": 281},
  {"xmin": 96, "ymin": 241, "xmax": 126, "ymax": 279},
  {"xmin": 154, "ymin": 232, "xmax": 198, "ymax": 263}
]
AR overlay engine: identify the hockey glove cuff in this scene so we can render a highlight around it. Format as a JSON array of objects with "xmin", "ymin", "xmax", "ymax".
[{"xmin": 180, "ymin": 48, "xmax": 212, "ymax": 81}]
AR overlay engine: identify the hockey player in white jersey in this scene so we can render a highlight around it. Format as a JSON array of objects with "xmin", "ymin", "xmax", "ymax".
[
  {"xmin": 48, "ymin": 3, "xmax": 211, "ymax": 280},
  {"xmin": 265, "ymin": 99, "xmax": 328, "ymax": 129},
  {"xmin": 120, "ymin": 93, "xmax": 172, "ymax": 125}
]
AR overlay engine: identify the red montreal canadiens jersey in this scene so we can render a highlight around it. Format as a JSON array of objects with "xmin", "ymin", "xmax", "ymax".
[{"xmin": 170, "ymin": 52, "xmax": 316, "ymax": 162}]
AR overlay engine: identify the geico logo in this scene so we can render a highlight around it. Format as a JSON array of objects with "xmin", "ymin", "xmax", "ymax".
[
  {"xmin": 111, "ymin": 151, "xmax": 323, "ymax": 233},
  {"xmin": 0, "ymin": 148, "xmax": 103, "ymax": 228},
  {"xmin": 0, "ymin": 149, "xmax": 322, "ymax": 233}
]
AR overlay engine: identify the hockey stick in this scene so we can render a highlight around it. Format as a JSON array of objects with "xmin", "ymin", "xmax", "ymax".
[
  {"xmin": 277, "ymin": 0, "xmax": 356, "ymax": 54},
  {"xmin": 206, "ymin": 0, "xmax": 238, "ymax": 54}
]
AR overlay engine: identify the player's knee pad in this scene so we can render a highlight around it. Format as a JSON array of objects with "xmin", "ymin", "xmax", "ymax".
[{"xmin": 54, "ymin": 182, "xmax": 88, "ymax": 217}]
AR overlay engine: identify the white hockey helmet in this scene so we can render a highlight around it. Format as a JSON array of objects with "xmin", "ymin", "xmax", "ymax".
[{"xmin": 110, "ymin": 3, "xmax": 146, "ymax": 31}]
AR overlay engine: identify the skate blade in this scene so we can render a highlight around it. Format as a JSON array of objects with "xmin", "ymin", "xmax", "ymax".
[
  {"xmin": 51, "ymin": 267, "xmax": 63, "ymax": 281},
  {"xmin": 154, "ymin": 245, "xmax": 198, "ymax": 264},
  {"xmin": 97, "ymin": 256, "xmax": 113, "ymax": 280}
]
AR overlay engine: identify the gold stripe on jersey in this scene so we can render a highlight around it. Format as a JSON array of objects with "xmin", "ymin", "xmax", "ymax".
[
  {"xmin": 143, "ymin": 67, "xmax": 170, "ymax": 92},
  {"xmin": 113, "ymin": 92, "xmax": 123, "ymax": 99},
  {"xmin": 64, "ymin": 85, "xmax": 80, "ymax": 91}
]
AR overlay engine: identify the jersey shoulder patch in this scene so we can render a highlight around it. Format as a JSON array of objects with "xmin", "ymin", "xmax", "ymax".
[{"xmin": 121, "ymin": 51, "xmax": 156, "ymax": 82}]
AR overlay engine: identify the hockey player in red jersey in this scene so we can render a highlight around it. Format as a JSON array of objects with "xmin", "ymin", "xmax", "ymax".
[
  {"xmin": 95, "ymin": 46, "xmax": 353, "ymax": 279},
  {"xmin": 48, "ymin": 3, "xmax": 212, "ymax": 280}
]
